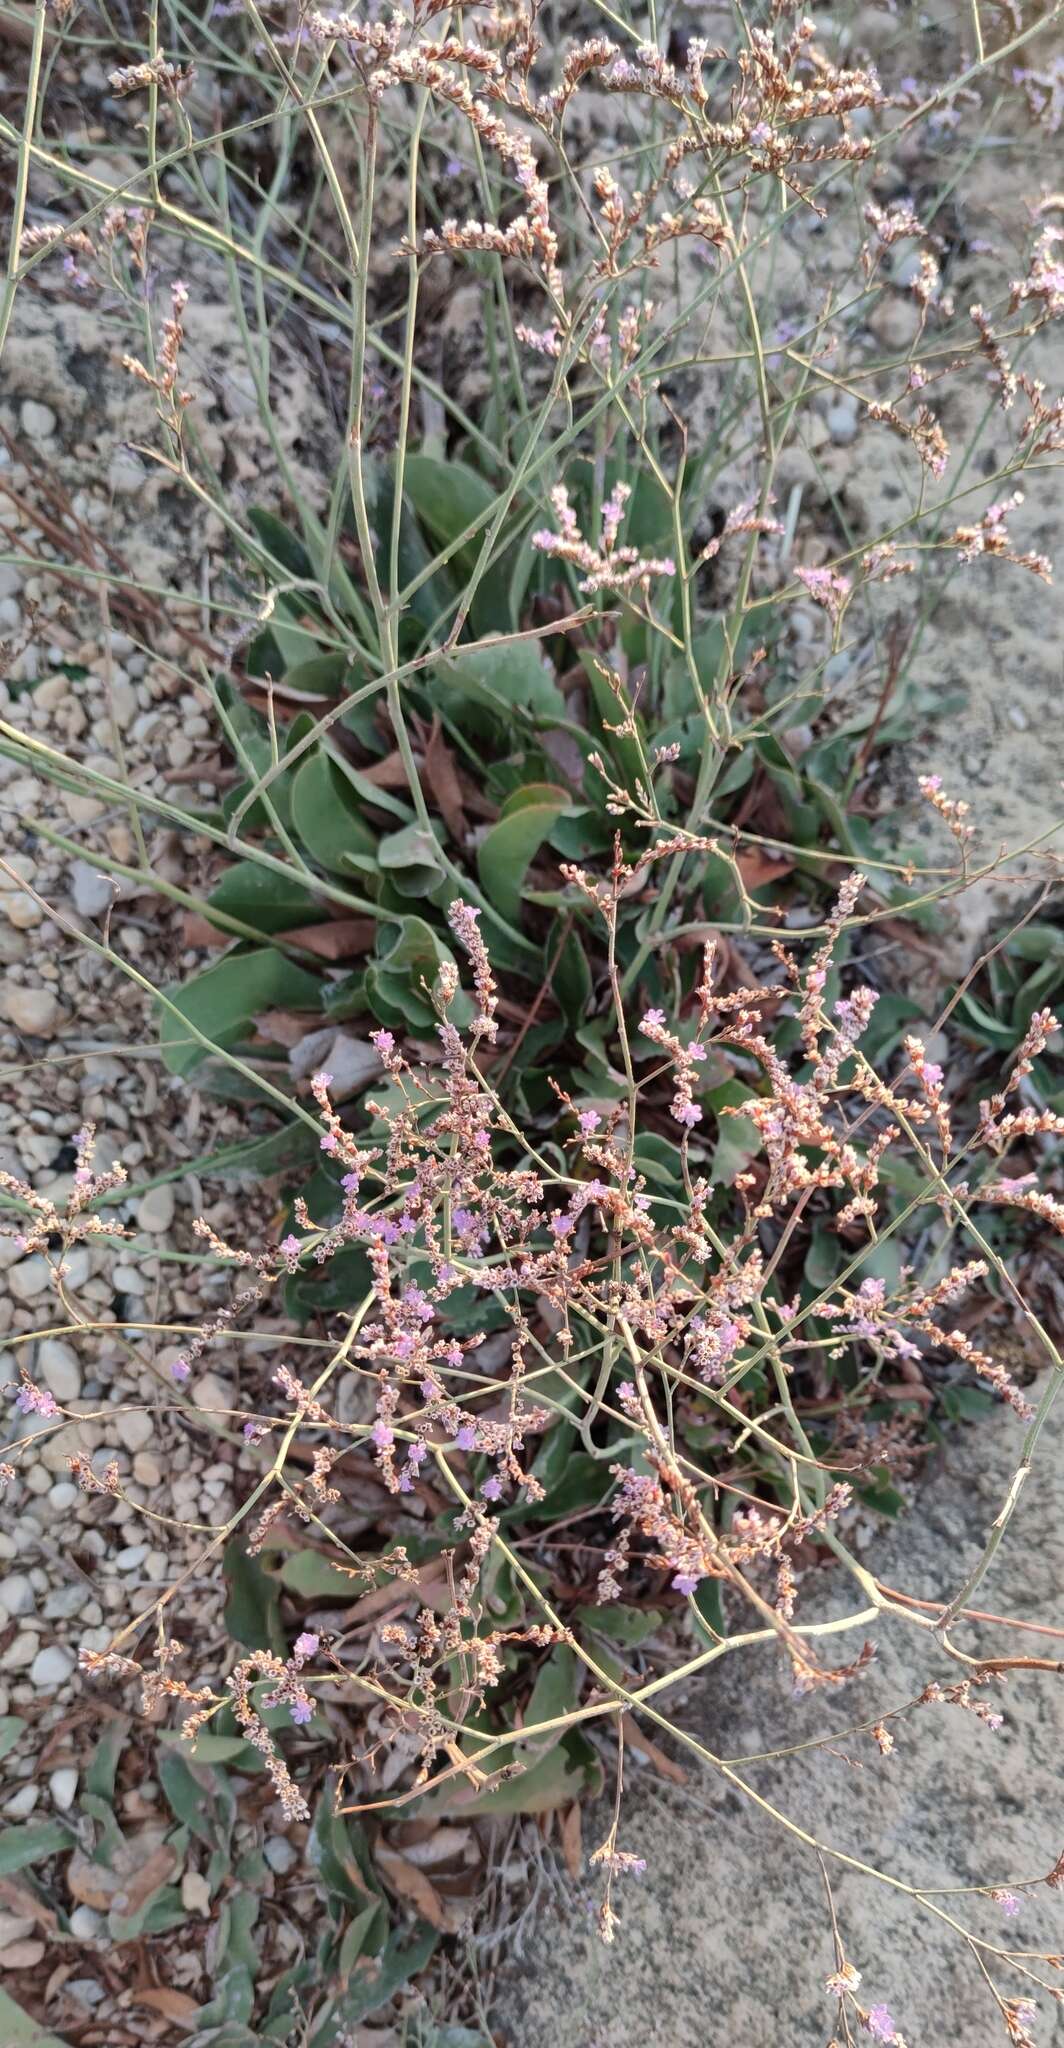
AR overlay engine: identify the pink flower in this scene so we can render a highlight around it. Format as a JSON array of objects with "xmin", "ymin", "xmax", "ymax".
[
  {"xmin": 293, "ymin": 1632, "xmax": 319, "ymax": 1660},
  {"xmin": 289, "ymin": 1698, "xmax": 313, "ymax": 1725},
  {"xmin": 865, "ymin": 2007, "xmax": 895, "ymax": 2042}
]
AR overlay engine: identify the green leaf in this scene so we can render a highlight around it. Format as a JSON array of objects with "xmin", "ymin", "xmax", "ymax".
[
  {"xmin": 338, "ymin": 1900, "xmax": 382, "ymax": 1982},
  {"xmin": 550, "ymin": 922, "xmax": 592, "ymax": 1028},
  {"xmin": 0, "ymin": 1989, "xmax": 68, "ymax": 2047},
  {"xmin": 440, "ymin": 638, "xmax": 566, "ymax": 725},
  {"xmin": 207, "ymin": 861, "xmax": 326, "ymax": 936},
  {"xmin": 402, "ymin": 454, "xmax": 496, "ymax": 573},
  {"xmin": 707, "ymin": 1079, "xmax": 762, "ymax": 1184},
  {"xmin": 462, "ymin": 1729, "xmax": 602, "ymax": 1815},
  {"xmin": 315, "ymin": 1922, "xmax": 438, "ymax": 2036},
  {"xmin": 248, "ymin": 506, "xmax": 315, "ymax": 582},
  {"xmin": 0, "ymin": 1821, "xmax": 69, "ymax": 1876},
  {"xmin": 524, "ymin": 1644, "xmax": 581, "ymax": 1728},
  {"xmin": 377, "ymin": 823, "xmax": 446, "ymax": 898},
  {"xmin": 477, "ymin": 788, "xmax": 570, "ymax": 925},
  {"xmin": 160, "ymin": 947, "xmax": 322, "ymax": 1076},
  {"xmin": 522, "ymin": 1451, "xmax": 616, "ymax": 1522},
  {"xmin": 291, "ymin": 752, "xmax": 377, "ymax": 872},
  {"xmin": 269, "ymin": 1549, "xmax": 362, "ymax": 1600},
  {"xmin": 223, "ymin": 1538, "xmax": 286, "ymax": 1656},
  {"xmin": 574, "ymin": 1604, "xmax": 663, "ymax": 1647},
  {"xmin": 0, "ymin": 1717, "xmax": 25, "ymax": 1764}
]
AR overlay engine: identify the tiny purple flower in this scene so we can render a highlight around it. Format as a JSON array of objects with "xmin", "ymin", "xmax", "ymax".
[
  {"xmin": 481, "ymin": 1474, "xmax": 503, "ymax": 1501},
  {"xmin": 672, "ymin": 1571, "xmax": 702, "ymax": 1596},
  {"xmin": 171, "ymin": 1357, "xmax": 191, "ymax": 1383},
  {"xmin": 293, "ymin": 1632, "xmax": 319, "ymax": 1660},
  {"xmin": 865, "ymin": 2008, "xmax": 895, "ymax": 2043},
  {"xmin": 289, "ymin": 1698, "xmax": 313, "ymax": 1726}
]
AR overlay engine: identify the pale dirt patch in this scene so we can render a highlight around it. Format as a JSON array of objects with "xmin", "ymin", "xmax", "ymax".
[{"xmin": 494, "ymin": 1400, "xmax": 1064, "ymax": 2046}]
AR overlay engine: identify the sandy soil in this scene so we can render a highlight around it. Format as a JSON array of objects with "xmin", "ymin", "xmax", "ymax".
[{"xmin": 495, "ymin": 1395, "xmax": 1064, "ymax": 2046}]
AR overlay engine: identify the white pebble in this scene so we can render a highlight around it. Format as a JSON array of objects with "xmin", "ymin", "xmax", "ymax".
[
  {"xmin": 38, "ymin": 1338, "xmax": 81, "ymax": 1403},
  {"xmin": 30, "ymin": 1644, "xmax": 75, "ymax": 1690},
  {"xmin": 2, "ymin": 1574, "xmax": 34, "ymax": 1618},
  {"xmin": 0, "ymin": 982, "xmax": 60, "ymax": 1036},
  {"xmin": 69, "ymin": 861, "xmax": 114, "ymax": 920},
  {"xmin": 4, "ymin": 1782, "xmax": 39, "ymax": 1819},
  {"xmin": 50, "ymin": 1767, "xmax": 78, "ymax": 1812},
  {"xmin": 135, "ymin": 1183, "xmax": 175, "ymax": 1234},
  {"xmin": 114, "ymin": 1409, "xmax": 153, "ymax": 1452},
  {"xmin": 69, "ymin": 1905, "xmax": 102, "ymax": 1940},
  {"xmin": 20, "ymin": 400, "xmax": 57, "ymax": 441}
]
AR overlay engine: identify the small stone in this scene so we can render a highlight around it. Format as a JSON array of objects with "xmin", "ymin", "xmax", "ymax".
[
  {"xmin": 47, "ymin": 1481, "xmax": 78, "ymax": 1512},
  {"xmin": 114, "ymin": 1409, "xmax": 153, "ymax": 1453},
  {"xmin": 8, "ymin": 1257, "xmax": 51, "ymax": 1303},
  {"xmin": 181, "ymin": 1869, "xmax": 211, "ymax": 1916},
  {"xmin": 5, "ymin": 897, "xmax": 42, "ymax": 934},
  {"xmin": 192, "ymin": 1371, "xmax": 232, "ymax": 1414},
  {"xmin": 20, "ymin": 400, "xmax": 57, "ymax": 441},
  {"xmin": 69, "ymin": 1905, "xmax": 102, "ymax": 1940},
  {"xmin": 132, "ymin": 1452, "xmax": 162, "ymax": 1487},
  {"xmin": 108, "ymin": 449, "xmax": 144, "ymax": 494},
  {"xmin": 0, "ymin": 564, "xmax": 22, "ymax": 600},
  {"xmin": 114, "ymin": 1544, "xmax": 148, "ymax": 1571},
  {"xmin": 2, "ymin": 1575, "xmax": 33, "ymax": 1619},
  {"xmin": 0, "ymin": 983, "xmax": 60, "ymax": 1035},
  {"xmin": 136, "ymin": 1183, "xmax": 175, "ymax": 1234},
  {"xmin": 38, "ymin": 1338, "xmax": 81, "ymax": 1403},
  {"xmin": 30, "ymin": 1644, "xmax": 75, "ymax": 1690},
  {"xmin": 826, "ymin": 398, "xmax": 859, "ymax": 446},
  {"xmin": 3, "ymin": 1782, "xmax": 38, "ymax": 1820},
  {"xmin": 44, "ymin": 1585, "xmax": 88, "ymax": 1621},
  {"xmin": 69, "ymin": 862, "xmax": 114, "ymax": 920},
  {"xmin": 265, "ymin": 1836, "xmax": 296, "ymax": 1874},
  {"xmin": 1007, "ymin": 703, "xmax": 1029, "ymax": 731},
  {"xmin": 50, "ymin": 1767, "xmax": 78, "ymax": 1812},
  {"xmin": 0, "ymin": 1912, "xmax": 35, "ymax": 1949},
  {"xmin": 1, "ymin": 1633, "xmax": 38, "ymax": 1672}
]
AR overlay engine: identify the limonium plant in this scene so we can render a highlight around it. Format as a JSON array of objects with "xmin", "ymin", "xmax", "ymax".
[
  {"xmin": 1, "ymin": 0, "xmax": 1063, "ymax": 2038},
  {"xmin": 3, "ymin": 857, "xmax": 1064, "ymax": 2039}
]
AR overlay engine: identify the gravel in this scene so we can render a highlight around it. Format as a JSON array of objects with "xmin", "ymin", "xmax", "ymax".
[{"xmin": 0, "ymin": 983, "xmax": 61, "ymax": 1035}]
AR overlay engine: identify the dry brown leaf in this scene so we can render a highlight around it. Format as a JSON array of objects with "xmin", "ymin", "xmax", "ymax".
[
  {"xmin": 397, "ymin": 1825, "xmax": 474, "ymax": 1869},
  {"xmin": 0, "ymin": 1939, "xmax": 46, "ymax": 1969},
  {"xmin": 134, "ymin": 1987, "xmax": 201, "ymax": 2022},
  {"xmin": 252, "ymin": 1008, "xmax": 317, "ymax": 1048},
  {"xmin": 620, "ymin": 1713, "xmax": 687, "ymax": 1784},
  {"xmin": 279, "ymin": 917, "xmax": 376, "ymax": 961},
  {"xmin": 66, "ymin": 1854, "xmax": 117, "ymax": 1911},
  {"xmin": 422, "ymin": 717, "xmax": 467, "ymax": 842},
  {"xmin": 122, "ymin": 1844, "xmax": 179, "ymax": 1917},
  {"xmin": 559, "ymin": 1801, "xmax": 583, "ymax": 1880},
  {"xmin": 735, "ymin": 849, "xmax": 794, "ymax": 891},
  {"xmin": 0, "ymin": 1878, "xmax": 56, "ymax": 1931},
  {"xmin": 375, "ymin": 1847, "xmax": 448, "ymax": 1927},
  {"xmin": 360, "ymin": 750, "xmax": 409, "ymax": 789},
  {"xmin": 181, "ymin": 913, "xmax": 228, "ymax": 951}
]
